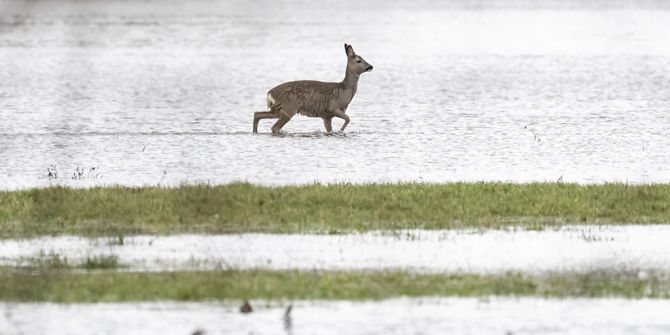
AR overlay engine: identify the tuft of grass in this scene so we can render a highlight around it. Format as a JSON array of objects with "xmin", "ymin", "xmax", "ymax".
[
  {"xmin": 108, "ymin": 234, "xmax": 125, "ymax": 246},
  {"xmin": 0, "ymin": 269, "xmax": 668, "ymax": 302},
  {"xmin": 0, "ymin": 182, "xmax": 670, "ymax": 237},
  {"xmin": 80, "ymin": 255, "xmax": 122, "ymax": 270},
  {"xmin": 25, "ymin": 251, "xmax": 71, "ymax": 270},
  {"xmin": 21, "ymin": 253, "xmax": 123, "ymax": 271}
]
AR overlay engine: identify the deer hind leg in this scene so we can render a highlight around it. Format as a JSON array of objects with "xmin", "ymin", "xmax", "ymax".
[
  {"xmin": 253, "ymin": 111, "xmax": 279, "ymax": 133},
  {"xmin": 270, "ymin": 106, "xmax": 297, "ymax": 134},
  {"xmin": 271, "ymin": 114, "xmax": 292, "ymax": 134},
  {"xmin": 331, "ymin": 109, "xmax": 350, "ymax": 132},
  {"xmin": 323, "ymin": 117, "xmax": 333, "ymax": 133}
]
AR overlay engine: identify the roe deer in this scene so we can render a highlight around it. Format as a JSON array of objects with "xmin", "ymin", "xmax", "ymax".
[{"xmin": 252, "ymin": 43, "xmax": 373, "ymax": 134}]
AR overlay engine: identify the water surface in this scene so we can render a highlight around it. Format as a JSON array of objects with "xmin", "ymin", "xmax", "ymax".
[
  {"xmin": 1, "ymin": 0, "xmax": 669, "ymax": 188},
  {"xmin": 3, "ymin": 225, "xmax": 669, "ymax": 273},
  {"xmin": 2, "ymin": 297, "xmax": 670, "ymax": 335}
]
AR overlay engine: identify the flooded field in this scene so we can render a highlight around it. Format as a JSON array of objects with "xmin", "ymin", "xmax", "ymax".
[
  {"xmin": 1, "ymin": 0, "xmax": 668, "ymax": 332},
  {"xmin": 3, "ymin": 297, "xmax": 670, "ymax": 335},
  {"xmin": 1, "ymin": 0, "xmax": 670, "ymax": 188},
  {"xmin": 2, "ymin": 225, "xmax": 669, "ymax": 273}
]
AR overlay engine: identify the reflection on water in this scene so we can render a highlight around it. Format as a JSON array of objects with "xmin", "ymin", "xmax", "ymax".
[
  {"xmin": 2, "ymin": 298, "xmax": 670, "ymax": 335},
  {"xmin": 1, "ymin": 0, "xmax": 669, "ymax": 188}
]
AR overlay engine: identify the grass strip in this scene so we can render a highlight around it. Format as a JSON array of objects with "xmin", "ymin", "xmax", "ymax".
[
  {"xmin": 1, "ymin": 269, "xmax": 669, "ymax": 302},
  {"xmin": 1, "ymin": 182, "xmax": 670, "ymax": 237},
  {"xmin": 20, "ymin": 251, "xmax": 124, "ymax": 271}
]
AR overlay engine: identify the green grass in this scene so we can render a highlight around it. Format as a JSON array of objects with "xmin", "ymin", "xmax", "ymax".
[
  {"xmin": 80, "ymin": 255, "xmax": 122, "ymax": 270},
  {"xmin": 21, "ymin": 253, "xmax": 124, "ymax": 270},
  {"xmin": 0, "ymin": 268, "xmax": 668, "ymax": 302},
  {"xmin": 1, "ymin": 182, "xmax": 670, "ymax": 237},
  {"xmin": 26, "ymin": 251, "xmax": 71, "ymax": 270}
]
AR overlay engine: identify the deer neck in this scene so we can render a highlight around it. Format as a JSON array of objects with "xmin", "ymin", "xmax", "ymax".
[{"xmin": 342, "ymin": 68, "xmax": 360, "ymax": 94}]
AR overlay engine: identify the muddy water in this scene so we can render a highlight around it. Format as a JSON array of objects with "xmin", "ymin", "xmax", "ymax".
[
  {"xmin": 2, "ymin": 297, "xmax": 670, "ymax": 334},
  {"xmin": 1, "ymin": 225, "xmax": 669, "ymax": 273},
  {"xmin": 1, "ymin": 0, "xmax": 670, "ymax": 188}
]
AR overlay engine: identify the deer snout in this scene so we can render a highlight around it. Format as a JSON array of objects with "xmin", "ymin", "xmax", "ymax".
[{"xmin": 366, "ymin": 65, "xmax": 373, "ymax": 72}]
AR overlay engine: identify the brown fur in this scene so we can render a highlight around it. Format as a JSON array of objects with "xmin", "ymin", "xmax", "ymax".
[{"xmin": 253, "ymin": 44, "xmax": 373, "ymax": 134}]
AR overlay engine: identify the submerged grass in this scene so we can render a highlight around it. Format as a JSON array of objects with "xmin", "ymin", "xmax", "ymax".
[
  {"xmin": 0, "ymin": 268, "xmax": 668, "ymax": 302},
  {"xmin": 26, "ymin": 251, "xmax": 71, "ymax": 270},
  {"xmin": 1, "ymin": 182, "xmax": 670, "ymax": 237},
  {"xmin": 80, "ymin": 255, "xmax": 122, "ymax": 270},
  {"xmin": 21, "ymin": 253, "xmax": 124, "ymax": 271}
]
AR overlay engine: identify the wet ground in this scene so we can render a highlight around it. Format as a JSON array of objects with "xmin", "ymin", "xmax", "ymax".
[
  {"xmin": 2, "ymin": 225, "xmax": 669, "ymax": 273},
  {"xmin": 3, "ymin": 297, "xmax": 670, "ymax": 335},
  {"xmin": 1, "ymin": 0, "xmax": 670, "ymax": 188}
]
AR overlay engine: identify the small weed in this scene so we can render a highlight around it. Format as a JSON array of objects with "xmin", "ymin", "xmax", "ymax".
[
  {"xmin": 46, "ymin": 165, "xmax": 58, "ymax": 180},
  {"xmin": 27, "ymin": 251, "xmax": 71, "ymax": 269},
  {"xmin": 72, "ymin": 166, "xmax": 102, "ymax": 180},
  {"xmin": 79, "ymin": 255, "xmax": 122, "ymax": 270},
  {"xmin": 109, "ymin": 234, "xmax": 125, "ymax": 246}
]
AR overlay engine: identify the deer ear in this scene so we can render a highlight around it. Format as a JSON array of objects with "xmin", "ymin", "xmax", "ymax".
[{"xmin": 344, "ymin": 43, "xmax": 355, "ymax": 57}]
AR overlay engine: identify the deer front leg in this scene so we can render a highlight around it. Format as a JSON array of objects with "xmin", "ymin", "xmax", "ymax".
[
  {"xmin": 323, "ymin": 117, "xmax": 333, "ymax": 133},
  {"xmin": 331, "ymin": 109, "xmax": 350, "ymax": 132}
]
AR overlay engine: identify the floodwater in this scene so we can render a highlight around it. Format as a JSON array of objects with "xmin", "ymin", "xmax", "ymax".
[
  {"xmin": 3, "ymin": 297, "xmax": 670, "ymax": 335},
  {"xmin": 1, "ymin": 0, "xmax": 670, "ymax": 188},
  {"xmin": 3, "ymin": 225, "xmax": 670, "ymax": 273}
]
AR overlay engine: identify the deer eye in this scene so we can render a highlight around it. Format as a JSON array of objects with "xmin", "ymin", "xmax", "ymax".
[{"xmin": 356, "ymin": 59, "xmax": 362, "ymax": 63}]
